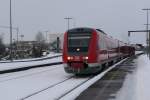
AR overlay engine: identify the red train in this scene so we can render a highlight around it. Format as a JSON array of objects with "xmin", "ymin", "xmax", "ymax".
[{"xmin": 62, "ymin": 27, "xmax": 135, "ymax": 74}]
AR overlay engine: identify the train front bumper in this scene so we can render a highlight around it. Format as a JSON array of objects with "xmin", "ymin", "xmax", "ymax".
[{"xmin": 63, "ymin": 63, "xmax": 101, "ymax": 74}]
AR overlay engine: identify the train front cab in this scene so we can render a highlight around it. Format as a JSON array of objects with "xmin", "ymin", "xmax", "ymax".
[{"xmin": 63, "ymin": 28, "xmax": 101, "ymax": 74}]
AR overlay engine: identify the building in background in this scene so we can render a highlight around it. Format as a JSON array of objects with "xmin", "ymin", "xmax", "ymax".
[{"xmin": 12, "ymin": 41, "xmax": 48, "ymax": 59}]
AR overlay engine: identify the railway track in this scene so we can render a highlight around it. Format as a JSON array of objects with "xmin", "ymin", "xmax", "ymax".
[
  {"xmin": 57, "ymin": 77, "xmax": 92, "ymax": 100},
  {"xmin": 21, "ymin": 76, "xmax": 91, "ymax": 100},
  {"xmin": 0, "ymin": 61, "xmax": 62, "ymax": 74},
  {"xmin": 21, "ymin": 76, "xmax": 75, "ymax": 100},
  {"xmin": 0, "ymin": 65, "xmax": 62, "ymax": 83},
  {"xmin": 0, "ymin": 57, "xmax": 129, "ymax": 100},
  {"xmin": 17, "ymin": 58, "xmax": 128, "ymax": 100},
  {"xmin": 58, "ymin": 58, "xmax": 128, "ymax": 100},
  {"xmin": 0, "ymin": 55, "xmax": 62, "ymax": 63},
  {"xmin": 0, "ymin": 64, "xmax": 74, "ymax": 100},
  {"xmin": 0, "ymin": 55, "xmax": 62, "ymax": 74}
]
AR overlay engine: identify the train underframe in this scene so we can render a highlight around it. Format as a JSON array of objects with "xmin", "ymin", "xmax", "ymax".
[{"xmin": 64, "ymin": 56, "xmax": 125, "ymax": 75}]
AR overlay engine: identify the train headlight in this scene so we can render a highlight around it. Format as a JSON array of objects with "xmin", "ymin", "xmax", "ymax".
[
  {"xmin": 83, "ymin": 56, "xmax": 88, "ymax": 60},
  {"xmin": 85, "ymin": 56, "xmax": 89, "ymax": 60},
  {"xmin": 67, "ymin": 56, "xmax": 73, "ymax": 60},
  {"xmin": 67, "ymin": 57, "xmax": 71, "ymax": 60},
  {"xmin": 76, "ymin": 48, "xmax": 80, "ymax": 51}
]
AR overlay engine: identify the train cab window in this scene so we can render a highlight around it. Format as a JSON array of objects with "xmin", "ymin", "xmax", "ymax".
[
  {"xmin": 67, "ymin": 32, "xmax": 91, "ymax": 54},
  {"xmin": 68, "ymin": 36, "xmax": 90, "ymax": 47}
]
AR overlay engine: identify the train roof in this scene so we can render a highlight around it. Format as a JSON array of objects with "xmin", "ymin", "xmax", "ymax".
[
  {"xmin": 67, "ymin": 27, "xmax": 107, "ymax": 35},
  {"xmin": 66, "ymin": 27, "xmax": 130, "ymax": 45},
  {"xmin": 67, "ymin": 27, "xmax": 94, "ymax": 33},
  {"xmin": 96, "ymin": 29, "xmax": 107, "ymax": 35}
]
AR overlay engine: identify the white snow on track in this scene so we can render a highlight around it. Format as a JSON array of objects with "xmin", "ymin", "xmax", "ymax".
[
  {"xmin": 18, "ymin": 59, "xmax": 127, "ymax": 100},
  {"xmin": 0, "ymin": 52, "xmax": 146, "ymax": 100},
  {"xmin": 0, "ymin": 55, "xmax": 62, "ymax": 71},
  {"xmin": 0, "ymin": 56, "xmax": 128, "ymax": 100},
  {"xmin": 0, "ymin": 52, "xmax": 61, "ymax": 62},
  {"xmin": 0, "ymin": 65, "xmax": 72, "ymax": 100},
  {"xmin": 135, "ymin": 51, "xmax": 144, "ymax": 55},
  {"xmin": 59, "ymin": 58, "xmax": 128, "ymax": 100},
  {"xmin": 25, "ymin": 77, "xmax": 89, "ymax": 100}
]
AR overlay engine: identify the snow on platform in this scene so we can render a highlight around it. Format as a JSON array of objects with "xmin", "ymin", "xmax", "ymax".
[
  {"xmin": 0, "ymin": 53, "xmax": 62, "ymax": 72},
  {"xmin": 115, "ymin": 54, "xmax": 150, "ymax": 100},
  {"xmin": 0, "ymin": 52, "xmax": 62, "ymax": 62}
]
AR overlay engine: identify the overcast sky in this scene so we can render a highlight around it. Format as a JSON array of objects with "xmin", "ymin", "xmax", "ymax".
[{"xmin": 0, "ymin": 0, "xmax": 150, "ymax": 44}]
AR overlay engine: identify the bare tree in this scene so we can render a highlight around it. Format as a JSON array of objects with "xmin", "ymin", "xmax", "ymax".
[
  {"xmin": 35, "ymin": 31, "xmax": 45, "ymax": 43},
  {"xmin": 33, "ymin": 31, "xmax": 47, "ymax": 57},
  {"xmin": 0, "ymin": 34, "xmax": 6, "ymax": 58}
]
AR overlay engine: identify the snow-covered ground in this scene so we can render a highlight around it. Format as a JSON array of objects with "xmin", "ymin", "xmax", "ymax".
[
  {"xmin": 0, "ymin": 64, "xmax": 90, "ymax": 100},
  {"xmin": 0, "ymin": 52, "xmax": 62, "ymax": 62},
  {"xmin": 0, "ymin": 65, "xmax": 71, "ymax": 100},
  {"xmin": 0, "ymin": 55, "xmax": 62, "ymax": 71},
  {"xmin": 135, "ymin": 51, "xmax": 144, "ymax": 55},
  {"xmin": 0, "ymin": 56, "xmax": 127, "ymax": 100},
  {"xmin": 0, "ymin": 52, "xmax": 147, "ymax": 100},
  {"xmin": 0, "ymin": 51, "xmax": 142, "ymax": 72},
  {"xmin": 115, "ymin": 54, "xmax": 150, "ymax": 100}
]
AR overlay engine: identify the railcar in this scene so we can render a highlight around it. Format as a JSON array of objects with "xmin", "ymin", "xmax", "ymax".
[
  {"xmin": 62, "ymin": 27, "xmax": 134, "ymax": 74},
  {"xmin": 120, "ymin": 45, "xmax": 135, "ymax": 57}
]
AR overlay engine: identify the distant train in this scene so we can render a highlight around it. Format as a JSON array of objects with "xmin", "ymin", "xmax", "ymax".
[{"xmin": 62, "ymin": 27, "xmax": 135, "ymax": 74}]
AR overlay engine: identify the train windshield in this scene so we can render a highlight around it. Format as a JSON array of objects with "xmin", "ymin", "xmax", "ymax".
[
  {"xmin": 67, "ymin": 32, "xmax": 91, "ymax": 54},
  {"xmin": 68, "ymin": 36, "xmax": 90, "ymax": 47}
]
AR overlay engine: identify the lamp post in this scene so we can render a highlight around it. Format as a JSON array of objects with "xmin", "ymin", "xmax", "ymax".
[
  {"xmin": 142, "ymin": 8, "xmax": 150, "ymax": 51},
  {"xmin": 16, "ymin": 27, "xmax": 19, "ymax": 43},
  {"xmin": 20, "ymin": 34, "xmax": 24, "ymax": 41},
  {"xmin": 44, "ymin": 31, "xmax": 49, "ymax": 43},
  {"xmin": 73, "ymin": 18, "xmax": 76, "ymax": 28},
  {"xmin": 10, "ymin": 0, "xmax": 13, "ymax": 61},
  {"xmin": 64, "ymin": 17, "xmax": 73, "ymax": 30}
]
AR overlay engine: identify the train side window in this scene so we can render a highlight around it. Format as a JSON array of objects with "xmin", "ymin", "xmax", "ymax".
[
  {"xmin": 106, "ymin": 39, "xmax": 110, "ymax": 50},
  {"xmin": 99, "ymin": 37, "xmax": 102, "ymax": 49},
  {"xmin": 100, "ymin": 35, "xmax": 104, "ymax": 49},
  {"xmin": 103, "ymin": 37, "xmax": 107, "ymax": 50},
  {"xmin": 98, "ymin": 32, "xmax": 108, "ymax": 50}
]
